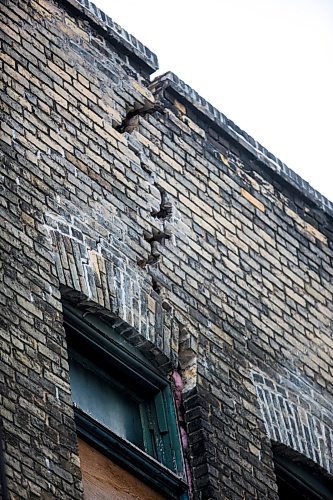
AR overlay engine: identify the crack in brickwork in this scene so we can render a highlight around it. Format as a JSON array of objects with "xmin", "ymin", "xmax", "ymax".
[
  {"xmin": 151, "ymin": 184, "xmax": 173, "ymax": 220},
  {"xmin": 1, "ymin": 0, "xmax": 333, "ymax": 498},
  {"xmin": 116, "ymin": 101, "xmax": 165, "ymax": 134}
]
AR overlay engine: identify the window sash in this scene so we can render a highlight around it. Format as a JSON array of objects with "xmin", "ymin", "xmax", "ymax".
[
  {"xmin": 75, "ymin": 408, "xmax": 188, "ymax": 500},
  {"xmin": 63, "ymin": 303, "xmax": 188, "ymax": 498}
]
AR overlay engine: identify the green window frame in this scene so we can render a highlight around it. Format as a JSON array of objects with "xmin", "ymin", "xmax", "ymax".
[{"xmin": 63, "ymin": 303, "xmax": 188, "ymax": 499}]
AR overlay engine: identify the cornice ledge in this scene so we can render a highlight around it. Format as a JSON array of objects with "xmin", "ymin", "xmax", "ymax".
[
  {"xmin": 153, "ymin": 71, "xmax": 333, "ymax": 219},
  {"xmin": 60, "ymin": 0, "xmax": 159, "ymax": 73}
]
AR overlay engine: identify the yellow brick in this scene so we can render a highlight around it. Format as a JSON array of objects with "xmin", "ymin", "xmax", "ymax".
[
  {"xmin": 208, "ymin": 180, "xmax": 219, "ymax": 194},
  {"xmin": 305, "ymin": 223, "xmax": 327, "ymax": 243},
  {"xmin": 182, "ymin": 116, "xmax": 206, "ymax": 137},
  {"xmin": 241, "ymin": 189, "xmax": 265, "ymax": 212},
  {"xmin": 118, "ymin": 142, "xmax": 141, "ymax": 164},
  {"xmin": 64, "ymin": 16, "xmax": 89, "ymax": 41},
  {"xmin": 134, "ymin": 131, "xmax": 160, "ymax": 154},
  {"xmin": 179, "ymin": 194, "xmax": 202, "ymax": 217},
  {"xmin": 7, "ymin": 88, "xmax": 32, "ymax": 111},
  {"xmin": 79, "ymin": 104, "xmax": 103, "ymax": 127},
  {"xmin": 193, "ymin": 214, "xmax": 216, "ymax": 235},
  {"xmin": 48, "ymin": 61, "xmax": 72, "ymax": 83},
  {"xmin": 209, "ymin": 323, "xmax": 233, "ymax": 345},
  {"xmin": 164, "ymin": 109, "xmax": 192, "ymax": 135},
  {"xmin": 220, "ymin": 154, "xmax": 230, "ymax": 167},
  {"xmin": 214, "ymin": 213, "xmax": 236, "ymax": 234},
  {"xmin": 49, "ymin": 130, "xmax": 74, "ymax": 153},
  {"xmin": 113, "ymin": 169, "xmax": 132, "ymax": 188},
  {"xmin": 37, "ymin": 131, "xmax": 65, "ymax": 155},
  {"xmin": 78, "ymin": 74, "xmax": 90, "ymax": 88},
  {"xmin": 0, "ymin": 52, "xmax": 16, "ymax": 68},
  {"xmin": 93, "ymin": 123, "xmax": 118, "ymax": 149},
  {"xmin": 25, "ymin": 131, "xmax": 49, "ymax": 153},
  {"xmin": 0, "ymin": 130, "xmax": 12, "ymax": 146},
  {"xmin": 39, "ymin": 101, "xmax": 51, "ymax": 115},
  {"xmin": 248, "ymin": 176, "xmax": 260, "ymax": 191},
  {"xmin": 66, "ymin": 64, "xmax": 78, "ymax": 80},
  {"xmin": 189, "ymin": 193, "xmax": 213, "ymax": 216},
  {"xmin": 43, "ymin": 84, "xmax": 67, "ymax": 108},
  {"xmin": 188, "ymin": 238, "xmax": 213, "ymax": 262},
  {"xmin": 186, "ymin": 171, "xmax": 206, "ymax": 192},
  {"xmin": 73, "ymin": 80, "xmax": 97, "ymax": 103},
  {"xmin": 157, "ymin": 179, "xmax": 178, "ymax": 198},
  {"xmin": 174, "ymin": 99, "xmax": 186, "ymax": 115},
  {"xmin": 160, "ymin": 151, "xmax": 183, "ymax": 172},
  {"xmin": 285, "ymin": 207, "xmax": 327, "ymax": 244},
  {"xmin": 21, "ymin": 213, "xmax": 35, "ymax": 227},
  {"xmin": 147, "ymin": 295, "xmax": 156, "ymax": 314},
  {"xmin": 98, "ymin": 100, "xmax": 122, "ymax": 123},
  {"xmin": 18, "ymin": 65, "xmax": 41, "ymax": 89},
  {"xmin": 88, "ymin": 250, "xmax": 101, "ymax": 280},
  {"xmin": 85, "ymin": 148, "xmax": 111, "ymax": 171},
  {"xmin": 131, "ymin": 79, "xmax": 155, "ymax": 102},
  {"xmin": 103, "ymin": 121, "xmax": 128, "ymax": 145},
  {"xmin": 31, "ymin": 0, "xmax": 53, "ymax": 20},
  {"xmin": 2, "ymin": 24, "xmax": 21, "ymax": 43}
]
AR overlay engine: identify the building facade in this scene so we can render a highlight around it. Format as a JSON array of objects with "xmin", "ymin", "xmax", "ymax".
[{"xmin": 1, "ymin": 0, "xmax": 333, "ymax": 498}]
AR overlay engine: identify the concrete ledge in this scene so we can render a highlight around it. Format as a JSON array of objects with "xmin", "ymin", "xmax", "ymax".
[
  {"xmin": 61, "ymin": 0, "xmax": 159, "ymax": 73},
  {"xmin": 153, "ymin": 71, "xmax": 333, "ymax": 219}
]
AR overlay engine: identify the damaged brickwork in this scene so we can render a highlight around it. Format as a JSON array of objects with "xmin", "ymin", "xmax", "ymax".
[{"xmin": 1, "ymin": 0, "xmax": 333, "ymax": 499}]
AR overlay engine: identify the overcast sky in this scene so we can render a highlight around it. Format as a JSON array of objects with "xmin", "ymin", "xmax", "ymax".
[{"xmin": 94, "ymin": 0, "xmax": 333, "ymax": 202}]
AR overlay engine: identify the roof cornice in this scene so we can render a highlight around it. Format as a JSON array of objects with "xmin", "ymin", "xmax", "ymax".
[{"xmin": 60, "ymin": 0, "xmax": 159, "ymax": 73}]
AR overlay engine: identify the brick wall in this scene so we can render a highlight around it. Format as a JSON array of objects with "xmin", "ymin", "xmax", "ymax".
[{"xmin": 1, "ymin": 0, "xmax": 333, "ymax": 498}]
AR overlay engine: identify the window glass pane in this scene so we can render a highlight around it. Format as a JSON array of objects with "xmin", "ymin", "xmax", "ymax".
[{"xmin": 70, "ymin": 356, "xmax": 144, "ymax": 448}]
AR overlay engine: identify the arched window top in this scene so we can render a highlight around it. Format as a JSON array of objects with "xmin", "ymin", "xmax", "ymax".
[
  {"xmin": 273, "ymin": 444, "xmax": 333, "ymax": 500},
  {"xmin": 63, "ymin": 302, "xmax": 188, "ymax": 499}
]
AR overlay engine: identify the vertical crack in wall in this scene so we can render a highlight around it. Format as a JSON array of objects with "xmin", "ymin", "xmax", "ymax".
[
  {"xmin": 151, "ymin": 184, "xmax": 173, "ymax": 220},
  {"xmin": 178, "ymin": 325, "xmax": 198, "ymax": 392},
  {"xmin": 143, "ymin": 227, "xmax": 171, "ymax": 265},
  {"xmin": 138, "ymin": 183, "xmax": 174, "ymax": 268}
]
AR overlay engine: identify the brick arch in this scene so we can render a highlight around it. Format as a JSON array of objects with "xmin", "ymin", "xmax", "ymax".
[
  {"xmin": 252, "ymin": 371, "xmax": 333, "ymax": 475},
  {"xmin": 60, "ymin": 287, "xmax": 172, "ymax": 374},
  {"xmin": 46, "ymin": 215, "xmax": 156, "ymax": 340},
  {"xmin": 44, "ymin": 195, "xmax": 201, "ymax": 381}
]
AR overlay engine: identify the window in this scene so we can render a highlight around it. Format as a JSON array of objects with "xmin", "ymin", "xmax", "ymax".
[
  {"xmin": 274, "ymin": 448, "xmax": 333, "ymax": 500},
  {"xmin": 63, "ymin": 303, "xmax": 188, "ymax": 499}
]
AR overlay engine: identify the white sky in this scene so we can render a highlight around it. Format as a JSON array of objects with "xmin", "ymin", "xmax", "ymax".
[{"xmin": 94, "ymin": 0, "xmax": 333, "ymax": 202}]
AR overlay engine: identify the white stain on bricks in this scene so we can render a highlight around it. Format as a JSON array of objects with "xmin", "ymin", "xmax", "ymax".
[
  {"xmin": 44, "ymin": 210, "xmax": 150, "ymax": 338},
  {"xmin": 252, "ymin": 370, "xmax": 333, "ymax": 474}
]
